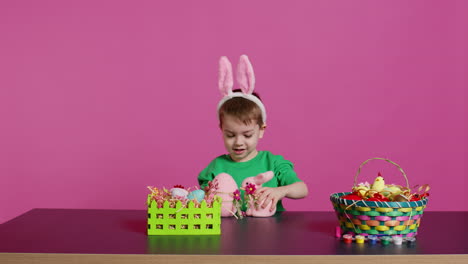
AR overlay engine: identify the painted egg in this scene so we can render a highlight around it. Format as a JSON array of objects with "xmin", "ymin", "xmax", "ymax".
[
  {"xmin": 382, "ymin": 186, "xmax": 402, "ymax": 199},
  {"xmin": 341, "ymin": 193, "xmax": 363, "ymax": 200},
  {"xmin": 393, "ymin": 194, "xmax": 410, "ymax": 202},
  {"xmin": 187, "ymin": 190, "xmax": 205, "ymax": 202},
  {"xmin": 170, "ymin": 188, "xmax": 188, "ymax": 198}
]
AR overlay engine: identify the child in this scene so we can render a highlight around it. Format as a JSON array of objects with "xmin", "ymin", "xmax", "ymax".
[{"xmin": 198, "ymin": 55, "xmax": 308, "ymax": 214}]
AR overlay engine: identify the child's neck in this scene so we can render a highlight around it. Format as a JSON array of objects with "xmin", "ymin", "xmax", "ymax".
[{"xmin": 230, "ymin": 150, "xmax": 259, "ymax": 163}]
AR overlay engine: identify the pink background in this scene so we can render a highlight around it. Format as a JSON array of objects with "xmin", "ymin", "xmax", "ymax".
[{"xmin": 1, "ymin": 0, "xmax": 467, "ymax": 224}]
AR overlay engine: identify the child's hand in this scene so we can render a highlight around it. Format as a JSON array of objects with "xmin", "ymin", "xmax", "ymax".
[{"xmin": 255, "ymin": 187, "xmax": 287, "ymax": 212}]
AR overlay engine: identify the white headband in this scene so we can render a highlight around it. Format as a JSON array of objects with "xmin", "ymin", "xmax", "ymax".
[
  {"xmin": 216, "ymin": 92, "xmax": 267, "ymax": 124},
  {"xmin": 217, "ymin": 55, "xmax": 267, "ymax": 124}
]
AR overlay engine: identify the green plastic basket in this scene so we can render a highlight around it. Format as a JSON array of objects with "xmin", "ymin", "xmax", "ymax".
[{"xmin": 147, "ymin": 195, "xmax": 221, "ymax": 235}]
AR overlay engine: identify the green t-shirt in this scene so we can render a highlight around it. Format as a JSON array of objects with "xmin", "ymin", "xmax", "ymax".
[{"xmin": 198, "ymin": 151, "xmax": 302, "ymax": 211}]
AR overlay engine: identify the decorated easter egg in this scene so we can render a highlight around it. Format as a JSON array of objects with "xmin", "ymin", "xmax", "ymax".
[
  {"xmin": 187, "ymin": 189, "xmax": 205, "ymax": 202},
  {"xmin": 393, "ymin": 194, "xmax": 410, "ymax": 202},
  {"xmin": 170, "ymin": 188, "xmax": 189, "ymax": 199},
  {"xmin": 341, "ymin": 193, "xmax": 362, "ymax": 200},
  {"xmin": 366, "ymin": 193, "xmax": 390, "ymax": 202},
  {"xmin": 382, "ymin": 186, "xmax": 402, "ymax": 199}
]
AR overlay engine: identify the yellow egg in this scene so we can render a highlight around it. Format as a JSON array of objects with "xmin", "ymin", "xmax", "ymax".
[{"xmin": 382, "ymin": 186, "xmax": 402, "ymax": 199}]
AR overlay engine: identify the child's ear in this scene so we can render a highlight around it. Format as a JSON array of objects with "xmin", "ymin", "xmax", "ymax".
[{"xmin": 259, "ymin": 124, "xmax": 266, "ymax": 139}]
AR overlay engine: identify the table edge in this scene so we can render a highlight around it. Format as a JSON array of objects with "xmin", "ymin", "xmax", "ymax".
[{"xmin": 1, "ymin": 253, "xmax": 467, "ymax": 264}]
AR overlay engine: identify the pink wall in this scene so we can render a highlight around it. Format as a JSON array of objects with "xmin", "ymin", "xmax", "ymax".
[{"xmin": 1, "ymin": 0, "xmax": 467, "ymax": 223}]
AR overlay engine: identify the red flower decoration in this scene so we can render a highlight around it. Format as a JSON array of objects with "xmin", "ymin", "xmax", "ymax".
[
  {"xmin": 245, "ymin": 183, "xmax": 256, "ymax": 195},
  {"xmin": 233, "ymin": 189, "xmax": 241, "ymax": 201},
  {"xmin": 173, "ymin": 184, "xmax": 185, "ymax": 189}
]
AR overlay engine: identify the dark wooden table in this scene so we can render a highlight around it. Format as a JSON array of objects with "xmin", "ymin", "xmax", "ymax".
[{"xmin": 0, "ymin": 209, "xmax": 467, "ymax": 263}]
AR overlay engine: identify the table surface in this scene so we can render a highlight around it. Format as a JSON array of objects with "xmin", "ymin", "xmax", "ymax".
[{"xmin": 0, "ymin": 209, "xmax": 467, "ymax": 255}]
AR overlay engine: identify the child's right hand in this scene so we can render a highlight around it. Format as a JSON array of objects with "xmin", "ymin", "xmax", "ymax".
[{"xmin": 255, "ymin": 186, "xmax": 287, "ymax": 212}]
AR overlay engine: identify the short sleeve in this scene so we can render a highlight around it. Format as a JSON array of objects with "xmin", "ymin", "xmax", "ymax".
[
  {"xmin": 274, "ymin": 156, "xmax": 302, "ymax": 186},
  {"xmin": 198, "ymin": 160, "xmax": 216, "ymax": 189}
]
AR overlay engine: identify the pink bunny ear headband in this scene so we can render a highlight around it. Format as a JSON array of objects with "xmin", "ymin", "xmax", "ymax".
[{"xmin": 217, "ymin": 55, "xmax": 267, "ymax": 124}]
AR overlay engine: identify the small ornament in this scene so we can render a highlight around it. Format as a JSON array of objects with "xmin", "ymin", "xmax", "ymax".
[
  {"xmin": 406, "ymin": 237, "xmax": 416, "ymax": 244},
  {"xmin": 393, "ymin": 194, "xmax": 410, "ymax": 202},
  {"xmin": 352, "ymin": 182, "xmax": 370, "ymax": 198},
  {"xmin": 368, "ymin": 235, "xmax": 378, "ymax": 245},
  {"xmin": 355, "ymin": 235, "xmax": 365, "ymax": 244},
  {"xmin": 371, "ymin": 174, "xmax": 386, "ymax": 192},
  {"xmin": 233, "ymin": 189, "xmax": 241, "ymax": 201},
  {"xmin": 335, "ymin": 226, "xmax": 342, "ymax": 238},
  {"xmin": 187, "ymin": 190, "xmax": 205, "ymax": 202},
  {"xmin": 342, "ymin": 234, "xmax": 353, "ymax": 243},
  {"xmin": 170, "ymin": 187, "xmax": 189, "ymax": 199},
  {"xmin": 341, "ymin": 192, "xmax": 363, "ymax": 200},
  {"xmin": 231, "ymin": 189, "xmax": 244, "ymax": 219},
  {"xmin": 393, "ymin": 236, "xmax": 403, "ymax": 245},
  {"xmin": 366, "ymin": 193, "xmax": 390, "ymax": 202},
  {"xmin": 381, "ymin": 236, "xmax": 391, "ymax": 245},
  {"xmin": 244, "ymin": 183, "xmax": 256, "ymax": 195}
]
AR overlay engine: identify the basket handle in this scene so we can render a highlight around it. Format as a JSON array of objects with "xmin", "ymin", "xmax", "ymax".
[{"xmin": 353, "ymin": 157, "xmax": 410, "ymax": 188}]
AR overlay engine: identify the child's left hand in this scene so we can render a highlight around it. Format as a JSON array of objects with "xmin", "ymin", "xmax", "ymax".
[{"xmin": 255, "ymin": 187, "xmax": 287, "ymax": 212}]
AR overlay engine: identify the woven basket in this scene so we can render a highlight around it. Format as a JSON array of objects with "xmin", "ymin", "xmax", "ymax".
[{"xmin": 330, "ymin": 158, "xmax": 429, "ymax": 237}]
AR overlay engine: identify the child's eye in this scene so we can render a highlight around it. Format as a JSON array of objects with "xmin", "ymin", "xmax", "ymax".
[
  {"xmin": 244, "ymin": 134, "xmax": 252, "ymax": 138},
  {"xmin": 225, "ymin": 134, "xmax": 235, "ymax": 138}
]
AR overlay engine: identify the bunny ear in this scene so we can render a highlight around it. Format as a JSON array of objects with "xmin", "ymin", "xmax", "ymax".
[
  {"xmin": 218, "ymin": 56, "xmax": 233, "ymax": 96},
  {"xmin": 253, "ymin": 171, "xmax": 274, "ymax": 185},
  {"xmin": 237, "ymin": 55, "xmax": 255, "ymax": 94}
]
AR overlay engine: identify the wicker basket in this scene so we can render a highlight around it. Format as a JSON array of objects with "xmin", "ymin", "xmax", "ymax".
[
  {"xmin": 147, "ymin": 195, "xmax": 221, "ymax": 235},
  {"xmin": 330, "ymin": 158, "xmax": 429, "ymax": 237}
]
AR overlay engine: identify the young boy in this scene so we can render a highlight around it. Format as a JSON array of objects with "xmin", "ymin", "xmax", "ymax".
[{"xmin": 198, "ymin": 55, "xmax": 308, "ymax": 213}]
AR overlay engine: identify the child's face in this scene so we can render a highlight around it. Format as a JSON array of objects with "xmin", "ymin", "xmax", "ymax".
[{"xmin": 221, "ymin": 114, "xmax": 265, "ymax": 162}]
